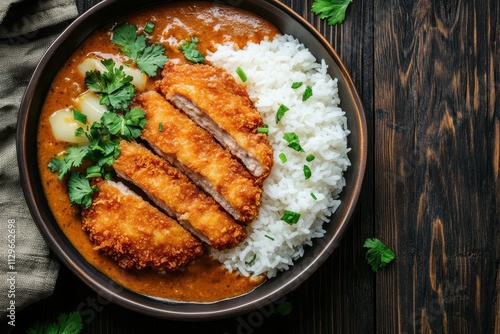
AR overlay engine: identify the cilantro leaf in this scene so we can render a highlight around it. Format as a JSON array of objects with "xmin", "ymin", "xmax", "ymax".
[
  {"xmin": 56, "ymin": 312, "xmax": 83, "ymax": 334},
  {"xmin": 27, "ymin": 311, "xmax": 83, "ymax": 334},
  {"xmin": 101, "ymin": 107, "xmax": 146, "ymax": 141},
  {"xmin": 85, "ymin": 59, "xmax": 134, "ymax": 111},
  {"xmin": 112, "ymin": 23, "xmax": 146, "ymax": 60},
  {"xmin": 112, "ymin": 23, "xmax": 167, "ymax": 76},
  {"xmin": 311, "ymin": 0, "xmax": 353, "ymax": 26},
  {"xmin": 48, "ymin": 146, "xmax": 89, "ymax": 180},
  {"xmin": 274, "ymin": 301, "xmax": 293, "ymax": 316},
  {"xmin": 67, "ymin": 172, "xmax": 98, "ymax": 208},
  {"xmin": 138, "ymin": 44, "xmax": 169, "ymax": 76},
  {"xmin": 364, "ymin": 238, "xmax": 396, "ymax": 272},
  {"xmin": 47, "ymin": 156, "xmax": 65, "ymax": 174},
  {"xmin": 85, "ymin": 122, "xmax": 121, "ymax": 167},
  {"xmin": 179, "ymin": 37, "xmax": 204, "ymax": 63}
]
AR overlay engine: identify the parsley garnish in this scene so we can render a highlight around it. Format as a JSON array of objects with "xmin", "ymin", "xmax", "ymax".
[
  {"xmin": 48, "ymin": 146, "xmax": 87, "ymax": 180},
  {"xmin": 311, "ymin": 0, "xmax": 353, "ymax": 26},
  {"xmin": 179, "ymin": 37, "xmax": 204, "ymax": 63},
  {"xmin": 85, "ymin": 59, "xmax": 134, "ymax": 112},
  {"xmin": 291, "ymin": 82, "xmax": 303, "ymax": 89},
  {"xmin": 364, "ymin": 238, "xmax": 395, "ymax": 272},
  {"xmin": 281, "ymin": 210, "xmax": 301, "ymax": 225},
  {"xmin": 311, "ymin": 192, "xmax": 317, "ymax": 200},
  {"xmin": 111, "ymin": 23, "xmax": 167, "ymax": 76},
  {"xmin": 27, "ymin": 311, "xmax": 83, "ymax": 334},
  {"xmin": 279, "ymin": 153, "xmax": 287, "ymax": 163},
  {"xmin": 275, "ymin": 104, "xmax": 289, "ymax": 124},
  {"xmin": 101, "ymin": 108, "xmax": 146, "ymax": 141},
  {"xmin": 306, "ymin": 154, "xmax": 315, "ymax": 162},
  {"xmin": 274, "ymin": 302, "xmax": 293, "ymax": 316},
  {"xmin": 48, "ymin": 68, "xmax": 146, "ymax": 208},
  {"xmin": 265, "ymin": 234, "xmax": 275, "ymax": 241},
  {"xmin": 283, "ymin": 132, "xmax": 305, "ymax": 152},
  {"xmin": 67, "ymin": 172, "xmax": 98, "ymax": 209}
]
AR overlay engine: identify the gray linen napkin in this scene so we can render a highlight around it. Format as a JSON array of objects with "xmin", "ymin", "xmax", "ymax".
[{"xmin": 0, "ymin": 0, "xmax": 78, "ymax": 321}]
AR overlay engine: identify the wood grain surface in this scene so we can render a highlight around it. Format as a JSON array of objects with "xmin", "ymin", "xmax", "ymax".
[{"xmin": 11, "ymin": 0, "xmax": 499, "ymax": 333}]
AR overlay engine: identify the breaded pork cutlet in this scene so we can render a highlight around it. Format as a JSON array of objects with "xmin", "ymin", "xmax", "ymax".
[
  {"xmin": 137, "ymin": 91, "xmax": 261, "ymax": 223},
  {"xmin": 157, "ymin": 63, "xmax": 273, "ymax": 182},
  {"xmin": 114, "ymin": 140, "xmax": 247, "ymax": 249},
  {"xmin": 81, "ymin": 180, "xmax": 204, "ymax": 271}
]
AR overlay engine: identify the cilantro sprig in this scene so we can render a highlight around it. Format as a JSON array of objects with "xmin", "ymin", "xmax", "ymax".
[
  {"xmin": 111, "ymin": 23, "xmax": 168, "ymax": 76},
  {"xmin": 101, "ymin": 107, "xmax": 147, "ymax": 141},
  {"xmin": 27, "ymin": 311, "xmax": 83, "ymax": 334},
  {"xmin": 364, "ymin": 238, "xmax": 396, "ymax": 272},
  {"xmin": 49, "ymin": 59, "xmax": 147, "ymax": 208},
  {"xmin": 179, "ymin": 37, "xmax": 204, "ymax": 63},
  {"xmin": 85, "ymin": 59, "xmax": 134, "ymax": 112},
  {"xmin": 311, "ymin": 0, "xmax": 353, "ymax": 26},
  {"xmin": 67, "ymin": 172, "xmax": 99, "ymax": 209}
]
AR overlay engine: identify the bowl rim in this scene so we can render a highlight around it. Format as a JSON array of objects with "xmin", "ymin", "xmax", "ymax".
[{"xmin": 16, "ymin": 0, "xmax": 367, "ymax": 320}]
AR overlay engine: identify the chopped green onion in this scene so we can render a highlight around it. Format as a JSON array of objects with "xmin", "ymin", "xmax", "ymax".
[
  {"xmin": 73, "ymin": 108, "xmax": 87, "ymax": 124},
  {"xmin": 86, "ymin": 165, "xmax": 103, "ymax": 178},
  {"xmin": 265, "ymin": 235, "xmax": 275, "ymax": 241},
  {"xmin": 303, "ymin": 165, "xmax": 312, "ymax": 179},
  {"xmin": 235, "ymin": 67, "xmax": 247, "ymax": 82},
  {"xmin": 311, "ymin": 192, "xmax": 317, "ymax": 200},
  {"xmin": 302, "ymin": 86, "xmax": 313, "ymax": 101},
  {"xmin": 245, "ymin": 254, "xmax": 257, "ymax": 265},
  {"xmin": 144, "ymin": 21, "xmax": 155, "ymax": 34},
  {"xmin": 159, "ymin": 122, "xmax": 163, "ymax": 132},
  {"xmin": 275, "ymin": 104, "xmax": 289, "ymax": 124},
  {"xmin": 306, "ymin": 154, "xmax": 315, "ymax": 162},
  {"xmin": 279, "ymin": 153, "xmax": 287, "ymax": 163},
  {"xmin": 283, "ymin": 132, "xmax": 304, "ymax": 152},
  {"xmin": 257, "ymin": 127, "xmax": 269, "ymax": 134},
  {"xmin": 291, "ymin": 82, "xmax": 303, "ymax": 89},
  {"xmin": 281, "ymin": 210, "xmax": 301, "ymax": 225}
]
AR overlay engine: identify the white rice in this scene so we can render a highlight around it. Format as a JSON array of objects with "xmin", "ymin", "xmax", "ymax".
[{"xmin": 207, "ymin": 34, "xmax": 351, "ymax": 278}]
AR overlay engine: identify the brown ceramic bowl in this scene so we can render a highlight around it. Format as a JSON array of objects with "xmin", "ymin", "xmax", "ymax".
[{"xmin": 17, "ymin": 0, "xmax": 367, "ymax": 320}]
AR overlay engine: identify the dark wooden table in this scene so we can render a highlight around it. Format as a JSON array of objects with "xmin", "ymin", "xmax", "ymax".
[{"xmin": 13, "ymin": 0, "xmax": 500, "ymax": 333}]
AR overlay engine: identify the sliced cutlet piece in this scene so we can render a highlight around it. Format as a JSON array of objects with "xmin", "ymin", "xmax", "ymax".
[
  {"xmin": 137, "ymin": 91, "xmax": 262, "ymax": 223},
  {"xmin": 81, "ymin": 179, "xmax": 204, "ymax": 271},
  {"xmin": 114, "ymin": 140, "xmax": 247, "ymax": 249},
  {"xmin": 157, "ymin": 63, "xmax": 273, "ymax": 182}
]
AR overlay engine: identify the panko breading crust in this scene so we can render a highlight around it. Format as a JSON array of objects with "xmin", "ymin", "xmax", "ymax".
[
  {"xmin": 114, "ymin": 140, "xmax": 247, "ymax": 249},
  {"xmin": 157, "ymin": 63, "xmax": 273, "ymax": 181},
  {"xmin": 81, "ymin": 180, "xmax": 204, "ymax": 271},
  {"xmin": 137, "ymin": 91, "xmax": 262, "ymax": 223}
]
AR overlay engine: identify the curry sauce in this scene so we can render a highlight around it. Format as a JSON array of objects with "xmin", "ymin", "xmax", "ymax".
[{"xmin": 37, "ymin": 1, "xmax": 279, "ymax": 302}]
